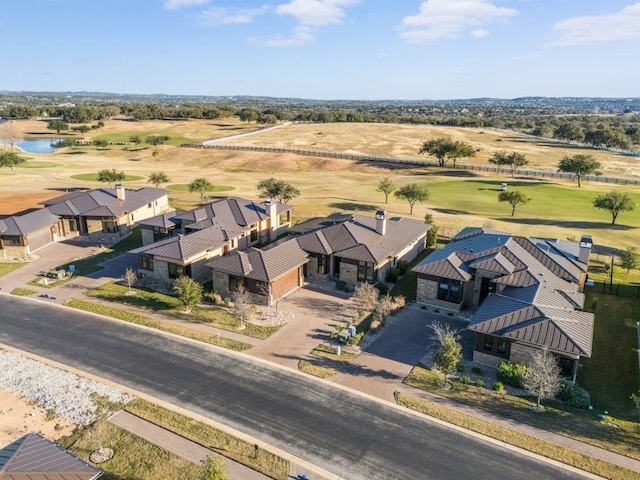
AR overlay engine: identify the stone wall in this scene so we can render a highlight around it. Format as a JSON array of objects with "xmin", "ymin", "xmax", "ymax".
[
  {"xmin": 472, "ymin": 350, "xmax": 503, "ymax": 367},
  {"xmin": 141, "ymin": 229, "xmax": 155, "ymax": 246},
  {"xmin": 416, "ymin": 277, "xmax": 463, "ymax": 311},
  {"xmin": 340, "ymin": 263, "xmax": 357, "ymax": 287},
  {"xmin": 509, "ymin": 343, "xmax": 539, "ymax": 365}
]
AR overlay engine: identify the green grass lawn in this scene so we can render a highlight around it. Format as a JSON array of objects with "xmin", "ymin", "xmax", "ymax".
[
  {"xmin": 579, "ymin": 292, "xmax": 640, "ymax": 413},
  {"xmin": 167, "ymin": 183, "xmax": 235, "ymax": 193},
  {"xmin": 86, "ymin": 282, "xmax": 281, "ymax": 339},
  {"xmin": 11, "ymin": 287, "xmax": 38, "ymax": 296},
  {"xmin": 310, "ymin": 344, "xmax": 358, "ymax": 364},
  {"xmin": 70, "ymin": 173, "xmax": 145, "ymax": 182},
  {"xmin": 23, "ymin": 161, "xmax": 61, "ymax": 168},
  {"xmin": 0, "ymin": 262, "xmax": 27, "ymax": 277},
  {"xmin": 298, "ymin": 360, "xmax": 338, "ymax": 378}
]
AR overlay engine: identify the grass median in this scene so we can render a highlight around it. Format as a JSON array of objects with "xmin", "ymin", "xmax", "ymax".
[{"xmin": 65, "ymin": 298, "xmax": 252, "ymax": 351}]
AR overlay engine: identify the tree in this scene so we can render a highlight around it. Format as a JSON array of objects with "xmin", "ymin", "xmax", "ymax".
[
  {"xmin": 376, "ymin": 177, "xmax": 395, "ymax": 204},
  {"xmin": 189, "ymin": 177, "xmax": 214, "ymax": 203},
  {"xmin": 394, "ymin": 183, "xmax": 429, "ymax": 214},
  {"xmin": 232, "ymin": 285, "xmax": 255, "ymax": 328},
  {"xmin": 428, "ymin": 322, "xmax": 462, "ymax": 388},
  {"xmin": 522, "ymin": 348, "xmax": 561, "ymax": 409},
  {"xmin": 47, "ymin": 120, "xmax": 69, "ymax": 135},
  {"xmin": 557, "ymin": 154, "xmax": 602, "ymax": 187},
  {"xmin": 122, "ymin": 267, "xmax": 137, "ymax": 293},
  {"xmin": 352, "ymin": 282, "xmax": 379, "ymax": 313},
  {"xmin": 620, "ymin": 247, "xmax": 640, "ymax": 274},
  {"xmin": 129, "ymin": 135, "xmax": 142, "ymax": 149},
  {"xmin": 488, "ymin": 151, "xmax": 529, "ymax": 177},
  {"xmin": 173, "ymin": 275, "xmax": 203, "ymax": 313},
  {"xmin": 239, "ymin": 108, "xmax": 259, "ymax": 123},
  {"xmin": 97, "ymin": 168, "xmax": 125, "ymax": 187},
  {"xmin": 146, "ymin": 135, "xmax": 169, "ymax": 150},
  {"xmin": 0, "ymin": 152, "xmax": 26, "ymax": 172},
  {"xmin": 256, "ymin": 178, "xmax": 300, "ymax": 204},
  {"xmin": 498, "ymin": 190, "xmax": 530, "ymax": 216},
  {"xmin": 418, "ymin": 138, "xmax": 475, "ymax": 167},
  {"xmin": 0, "ymin": 121, "xmax": 23, "ymax": 150},
  {"xmin": 554, "ymin": 123, "xmax": 584, "ymax": 142},
  {"xmin": 148, "ymin": 171, "xmax": 170, "ymax": 187},
  {"xmin": 200, "ymin": 455, "xmax": 228, "ymax": 480},
  {"xmin": 72, "ymin": 125, "xmax": 91, "ymax": 135},
  {"xmin": 592, "ymin": 190, "xmax": 636, "ymax": 225},
  {"xmin": 93, "ymin": 138, "xmax": 109, "ymax": 150}
]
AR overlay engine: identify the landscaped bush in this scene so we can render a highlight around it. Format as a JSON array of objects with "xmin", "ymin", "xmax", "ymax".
[
  {"xmin": 347, "ymin": 331, "xmax": 364, "ymax": 346},
  {"xmin": 209, "ymin": 292, "xmax": 223, "ymax": 305},
  {"xmin": 396, "ymin": 260, "xmax": 409, "ymax": 276},
  {"xmin": 496, "ymin": 361, "xmax": 529, "ymax": 388},
  {"xmin": 385, "ymin": 268, "xmax": 399, "ymax": 283},
  {"xmin": 475, "ymin": 379, "xmax": 485, "ymax": 388},
  {"xmin": 493, "ymin": 382, "xmax": 505, "ymax": 392},
  {"xmin": 456, "ymin": 363, "xmax": 465, "ymax": 373},
  {"xmin": 370, "ymin": 320, "xmax": 382, "ymax": 333},
  {"xmin": 374, "ymin": 281, "xmax": 389, "ymax": 295},
  {"xmin": 392, "ymin": 295, "xmax": 406, "ymax": 310},
  {"xmin": 461, "ymin": 376, "xmax": 471, "ymax": 385},
  {"xmin": 556, "ymin": 379, "xmax": 591, "ymax": 409},
  {"xmin": 336, "ymin": 280, "xmax": 347, "ymax": 291},
  {"xmin": 471, "ymin": 366, "xmax": 482, "ymax": 375}
]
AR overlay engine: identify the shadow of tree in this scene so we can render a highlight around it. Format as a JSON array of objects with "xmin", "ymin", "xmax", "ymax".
[
  {"xmin": 276, "ymin": 353, "xmax": 404, "ymax": 380},
  {"xmin": 499, "ymin": 218, "xmax": 635, "ymax": 230},
  {"xmin": 327, "ymin": 202, "xmax": 378, "ymax": 212}
]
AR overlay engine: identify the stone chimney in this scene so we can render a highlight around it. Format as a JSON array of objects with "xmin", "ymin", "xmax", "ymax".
[
  {"xmin": 375, "ymin": 210, "xmax": 387, "ymax": 235},
  {"xmin": 265, "ymin": 199, "xmax": 278, "ymax": 241},
  {"xmin": 115, "ymin": 183, "xmax": 125, "ymax": 201},
  {"xmin": 578, "ymin": 234, "xmax": 593, "ymax": 265}
]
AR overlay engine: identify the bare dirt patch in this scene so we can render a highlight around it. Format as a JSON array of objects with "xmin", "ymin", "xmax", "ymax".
[
  {"xmin": 0, "ymin": 192, "xmax": 57, "ymax": 215},
  {"xmin": 0, "ymin": 389, "xmax": 75, "ymax": 446}
]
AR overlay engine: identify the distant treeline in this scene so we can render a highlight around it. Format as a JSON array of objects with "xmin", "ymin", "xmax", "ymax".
[{"xmin": 1, "ymin": 96, "xmax": 639, "ymax": 150}]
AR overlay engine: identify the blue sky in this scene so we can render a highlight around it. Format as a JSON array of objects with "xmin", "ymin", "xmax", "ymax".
[{"xmin": 1, "ymin": 0, "xmax": 639, "ymax": 100}]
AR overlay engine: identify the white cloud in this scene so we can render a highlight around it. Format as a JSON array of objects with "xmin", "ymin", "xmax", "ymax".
[
  {"xmin": 549, "ymin": 3, "xmax": 640, "ymax": 46},
  {"xmin": 163, "ymin": 0, "xmax": 209, "ymax": 11},
  {"xmin": 399, "ymin": 0, "xmax": 517, "ymax": 44},
  {"xmin": 470, "ymin": 28, "xmax": 489, "ymax": 38},
  {"xmin": 250, "ymin": 25, "xmax": 316, "ymax": 47},
  {"xmin": 198, "ymin": 6, "xmax": 270, "ymax": 26},
  {"xmin": 276, "ymin": 0, "xmax": 359, "ymax": 27}
]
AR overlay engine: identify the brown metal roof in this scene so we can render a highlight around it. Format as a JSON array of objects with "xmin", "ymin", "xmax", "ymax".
[
  {"xmin": 0, "ymin": 208, "xmax": 60, "ymax": 236},
  {"xmin": 0, "ymin": 432, "xmax": 102, "ymax": 480},
  {"xmin": 412, "ymin": 253, "xmax": 472, "ymax": 281},
  {"xmin": 43, "ymin": 188, "xmax": 167, "ymax": 218},
  {"xmin": 130, "ymin": 227, "xmax": 228, "ymax": 262}
]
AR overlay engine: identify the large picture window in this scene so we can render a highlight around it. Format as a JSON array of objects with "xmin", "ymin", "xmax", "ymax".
[
  {"xmin": 357, "ymin": 260, "xmax": 375, "ymax": 283},
  {"xmin": 168, "ymin": 263, "xmax": 184, "ymax": 279},
  {"xmin": 138, "ymin": 256, "xmax": 153, "ymax": 271},
  {"xmin": 437, "ymin": 278, "xmax": 462, "ymax": 303},
  {"xmin": 229, "ymin": 275, "xmax": 245, "ymax": 292}
]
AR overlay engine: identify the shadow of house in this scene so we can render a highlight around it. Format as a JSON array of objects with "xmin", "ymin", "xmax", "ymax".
[
  {"xmin": 412, "ymin": 227, "xmax": 595, "ymax": 381},
  {"xmin": 0, "ymin": 432, "xmax": 102, "ymax": 479}
]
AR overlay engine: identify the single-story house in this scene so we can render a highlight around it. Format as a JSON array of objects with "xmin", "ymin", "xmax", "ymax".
[
  {"xmin": 0, "ymin": 432, "xmax": 102, "ymax": 479},
  {"xmin": 0, "ymin": 208, "xmax": 62, "ymax": 257},
  {"xmin": 42, "ymin": 184, "xmax": 169, "ymax": 240},
  {"xmin": 412, "ymin": 227, "xmax": 594, "ymax": 380},
  {"xmin": 130, "ymin": 197, "xmax": 293, "ymax": 286},
  {"xmin": 207, "ymin": 239, "xmax": 309, "ymax": 306},
  {"xmin": 291, "ymin": 210, "xmax": 428, "ymax": 287}
]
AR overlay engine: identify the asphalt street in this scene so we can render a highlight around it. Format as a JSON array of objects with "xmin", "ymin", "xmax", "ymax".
[{"xmin": 0, "ymin": 295, "xmax": 588, "ymax": 480}]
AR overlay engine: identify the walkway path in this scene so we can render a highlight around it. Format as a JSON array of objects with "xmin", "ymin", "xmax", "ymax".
[
  {"xmin": 203, "ymin": 122, "xmax": 292, "ymax": 146},
  {"xmin": 2, "ymin": 241, "xmax": 640, "ymax": 477}
]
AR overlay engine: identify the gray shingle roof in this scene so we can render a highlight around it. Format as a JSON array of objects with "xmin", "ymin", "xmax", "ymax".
[
  {"xmin": 134, "ymin": 210, "xmax": 186, "ymax": 228},
  {"xmin": 0, "ymin": 432, "xmax": 102, "ymax": 480},
  {"xmin": 206, "ymin": 239, "xmax": 308, "ymax": 282},
  {"xmin": 43, "ymin": 188, "xmax": 166, "ymax": 217},
  {"xmin": 0, "ymin": 208, "xmax": 59, "ymax": 236}
]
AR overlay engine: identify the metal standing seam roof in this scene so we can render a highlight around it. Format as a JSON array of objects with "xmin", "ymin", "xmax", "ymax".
[
  {"xmin": 0, "ymin": 208, "xmax": 60, "ymax": 236},
  {"xmin": 0, "ymin": 432, "xmax": 102, "ymax": 480},
  {"xmin": 42, "ymin": 188, "xmax": 167, "ymax": 218},
  {"xmin": 130, "ymin": 226, "xmax": 229, "ymax": 262},
  {"xmin": 411, "ymin": 253, "xmax": 473, "ymax": 281},
  {"xmin": 206, "ymin": 239, "xmax": 308, "ymax": 282}
]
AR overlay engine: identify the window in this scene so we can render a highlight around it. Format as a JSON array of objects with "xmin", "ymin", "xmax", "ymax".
[
  {"xmin": 138, "ymin": 256, "xmax": 153, "ymax": 271},
  {"xmin": 102, "ymin": 219, "xmax": 117, "ymax": 233},
  {"xmin": 168, "ymin": 263, "xmax": 184, "ymax": 279},
  {"xmin": 317, "ymin": 254, "xmax": 328, "ymax": 274},
  {"xmin": 249, "ymin": 224, "xmax": 258, "ymax": 242},
  {"xmin": 483, "ymin": 335, "xmax": 494, "ymax": 352},
  {"xmin": 68, "ymin": 219, "xmax": 77, "ymax": 232},
  {"xmin": 437, "ymin": 278, "xmax": 462, "ymax": 303},
  {"xmin": 497, "ymin": 338, "xmax": 507, "ymax": 355},
  {"xmin": 148, "ymin": 203, "xmax": 152, "ymax": 209},
  {"xmin": 10, "ymin": 237, "xmax": 23, "ymax": 246},
  {"xmin": 357, "ymin": 260, "xmax": 374, "ymax": 283},
  {"xmin": 480, "ymin": 334, "xmax": 509, "ymax": 358}
]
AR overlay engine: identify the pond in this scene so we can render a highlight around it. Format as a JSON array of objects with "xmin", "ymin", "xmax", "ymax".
[{"xmin": 16, "ymin": 139, "xmax": 64, "ymax": 154}]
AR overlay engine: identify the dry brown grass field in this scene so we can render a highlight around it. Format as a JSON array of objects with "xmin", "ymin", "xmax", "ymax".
[{"xmin": 2, "ymin": 118, "xmax": 638, "ymax": 250}]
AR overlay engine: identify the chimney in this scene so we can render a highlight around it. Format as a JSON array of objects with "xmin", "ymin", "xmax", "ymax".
[
  {"xmin": 265, "ymin": 199, "xmax": 278, "ymax": 241},
  {"xmin": 578, "ymin": 234, "xmax": 593, "ymax": 265},
  {"xmin": 115, "ymin": 183, "xmax": 125, "ymax": 201},
  {"xmin": 375, "ymin": 210, "xmax": 387, "ymax": 235}
]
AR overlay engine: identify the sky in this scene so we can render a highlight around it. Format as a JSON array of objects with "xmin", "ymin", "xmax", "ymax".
[{"xmin": 1, "ymin": 0, "xmax": 639, "ymax": 100}]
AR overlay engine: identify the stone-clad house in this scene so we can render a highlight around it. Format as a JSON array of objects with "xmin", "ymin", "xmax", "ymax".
[
  {"xmin": 0, "ymin": 208, "xmax": 62, "ymax": 257},
  {"xmin": 412, "ymin": 227, "xmax": 594, "ymax": 380},
  {"xmin": 290, "ymin": 210, "xmax": 429, "ymax": 287},
  {"xmin": 130, "ymin": 197, "xmax": 293, "ymax": 286}
]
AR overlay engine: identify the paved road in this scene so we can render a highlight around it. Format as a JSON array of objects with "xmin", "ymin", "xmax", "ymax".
[{"xmin": 0, "ymin": 295, "xmax": 588, "ymax": 480}]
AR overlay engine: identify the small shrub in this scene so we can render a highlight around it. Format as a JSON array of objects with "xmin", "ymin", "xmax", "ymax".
[
  {"xmin": 223, "ymin": 297, "xmax": 231, "ymax": 306},
  {"xmin": 396, "ymin": 260, "xmax": 409, "ymax": 276},
  {"xmin": 385, "ymin": 269, "xmax": 399, "ymax": 283},
  {"xmin": 461, "ymin": 376, "xmax": 471, "ymax": 385},
  {"xmin": 336, "ymin": 280, "xmax": 347, "ymax": 291},
  {"xmin": 420, "ymin": 305, "xmax": 427, "ymax": 310},
  {"xmin": 447, "ymin": 312, "xmax": 453, "ymax": 317},
  {"xmin": 434, "ymin": 308, "xmax": 439, "ymax": 313},
  {"xmin": 370, "ymin": 320, "xmax": 382, "ymax": 333},
  {"xmin": 347, "ymin": 331, "xmax": 364, "ymax": 346},
  {"xmin": 475, "ymin": 379, "xmax": 485, "ymax": 388},
  {"xmin": 374, "ymin": 281, "xmax": 389, "ymax": 295},
  {"xmin": 392, "ymin": 295, "xmax": 405, "ymax": 310},
  {"xmin": 493, "ymin": 382, "xmax": 505, "ymax": 392},
  {"xmin": 471, "ymin": 366, "xmax": 482, "ymax": 375},
  {"xmin": 45, "ymin": 409, "xmax": 57, "ymax": 421},
  {"xmin": 210, "ymin": 292, "xmax": 223, "ymax": 305},
  {"xmin": 556, "ymin": 379, "xmax": 591, "ymax": 409},
  {"xmin": 496, "ymin": 361, "xmax": 529, "ymax": 388},
  {"xmin": 456, "ymin": 363, "xmax": 465, "ymax": 373}
]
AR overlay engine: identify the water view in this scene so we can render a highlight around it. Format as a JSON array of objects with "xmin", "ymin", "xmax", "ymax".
[{"xmin": 16, "ymin": 139, "xmax": 63, "ymax": 154}]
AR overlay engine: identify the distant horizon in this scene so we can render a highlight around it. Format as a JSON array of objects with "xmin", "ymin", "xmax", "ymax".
[{"xmin": 2, "ymin": 1, "xmax": 639, "ymax": 100}]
